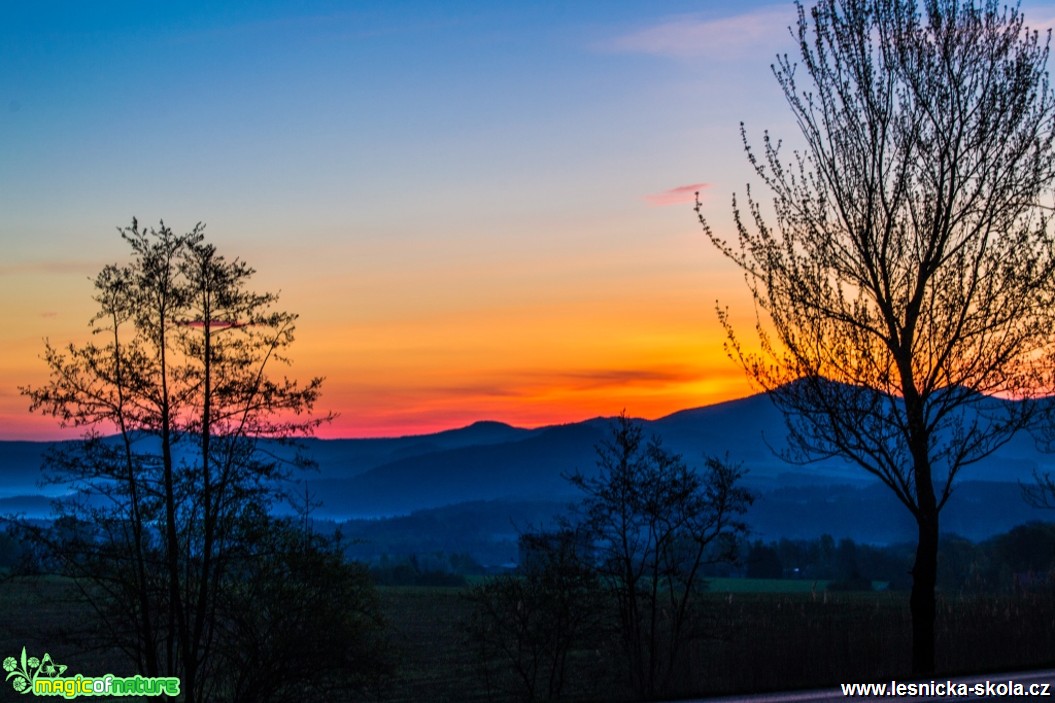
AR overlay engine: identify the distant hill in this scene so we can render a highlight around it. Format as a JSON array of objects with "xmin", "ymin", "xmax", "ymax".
[
  {"xmin": 312, "ymin": 420, "xmax": 608, "ymax": 516},
  {"xmin": 2, "ymin": 389, "xmax": 1054, "ymax": 543}
]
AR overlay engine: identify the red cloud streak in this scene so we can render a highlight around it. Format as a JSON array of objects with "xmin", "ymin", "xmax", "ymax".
[{"xmin": 645, "ymin": 183, "xmax": 710, "ymax": 207}]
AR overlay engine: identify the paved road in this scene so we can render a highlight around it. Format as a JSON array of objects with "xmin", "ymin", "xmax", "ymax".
[{"xmin": 670, "ymin": 669, "xmax": 1055, "ymax": 702}]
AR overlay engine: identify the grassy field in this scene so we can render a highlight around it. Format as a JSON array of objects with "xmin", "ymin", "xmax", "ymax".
[
  {"xmin": 379, "ymin": 582, "xmax": 1055, "ymax": 701},
  {"xmin": 688, "ymin": 589, "xmax": 1055, "ymax": 694},
  {"xmin": 376, "ymin": 586, "xmax": 487, "ymax": 702},
  {"xmin": 2, "ymin": 576, "xmax": 1054, "ymax": 701},
  {"xmin": 705, "ymin": 577, "xmax": 832, "ymax": 593},
  {"xmin": 0, "ymin": 575, "xmax": 162, "ymax": 702}
]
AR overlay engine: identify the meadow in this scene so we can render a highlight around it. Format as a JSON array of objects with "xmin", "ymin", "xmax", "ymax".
[
  {"xmin": 2, "ymin": 576, "xmax": 1054, "ymax": 702},
  {"xmin": 379, "ymin": 580, "xmax": 1055, "ymax": 702}
]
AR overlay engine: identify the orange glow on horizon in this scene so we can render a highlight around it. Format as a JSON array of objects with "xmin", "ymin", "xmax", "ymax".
[
  {"xmin": 309, "ymin": 361, "xmax": 754, "ymax": 439},
  {"xmin": 2, "ymin": 370, "xmax": 756, "ymax": 441},
  {"xmin": 0, "ymin": 218, "xmax": 762, "ymax": 443},
  {"xmin": 3, "ymin": 324, "xmax": 757, "ymax": 441}
]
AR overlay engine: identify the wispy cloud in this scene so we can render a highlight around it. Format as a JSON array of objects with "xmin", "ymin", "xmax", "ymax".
[
  {"xmin": 645, "ymin": 182, "xmax": 709, "ymax": 207},
  {"xmin": 601, "ymin": 6, "xmax": 792, "ymax": 60},
  {"xmin": 544, "ymin": 366, "xmax": 703, "ymax": 392},
  {"xmin": 395, "ymin": 366, "xmax": 703, "ymax": 398},
  {"xmin": 607, "ymin": 5, "xmax": 1055, "ymax": 61},
  {"xmin": 430, "ymin": 383, "xmax": 526, "ymax": 398}
]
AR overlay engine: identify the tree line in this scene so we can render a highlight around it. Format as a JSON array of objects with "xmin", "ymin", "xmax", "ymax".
[{"xmin": 744, "ymin": 523, "xmax": 1055, "ymax": 594}]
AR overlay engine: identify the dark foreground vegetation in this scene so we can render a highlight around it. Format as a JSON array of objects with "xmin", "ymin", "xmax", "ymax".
[
  {"xmin": 3, "ymin": 574, "xmax": 1054, "ymax": 702},
  {"xmin": 698, "ymin": 0, "xmax": 1055, "ymax": 677},
  {"xmin": 4, "ymin": 448, "xmax": 1055, "ymax": 702}
]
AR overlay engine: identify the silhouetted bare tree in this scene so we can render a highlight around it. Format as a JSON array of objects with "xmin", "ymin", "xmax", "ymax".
[
  {"xmin": 20, "ymin": 220, "xmax": 344, "ymax": 701},
  {"xmin": 699, "ymin": 0, "xmax": 1055, "ymax": 674},
  {"xmin": 464, "ymin": 530, "xmax": 604, "ymax": 702},
  {"xmin": 567, "ymin": 414, "xmax": 751, "ymax": 697}
]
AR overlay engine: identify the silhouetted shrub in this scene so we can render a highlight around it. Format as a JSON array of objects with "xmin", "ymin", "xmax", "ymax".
[
  {"xmin": 214, "ymin": 523, "xmax": 391, "ymax": 703},
  {"xmin": 465, "ymin": 530, "xmax": 605, "ymax": 702}
]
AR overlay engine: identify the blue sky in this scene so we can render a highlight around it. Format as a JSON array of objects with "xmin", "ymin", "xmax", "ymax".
[
  {"xmin": 1, "ymin": 1, "xmax": 787, "ymax": 243},
  {"xmin": 3, "ymin": 1, "xmax": 1054, "ymax": 438}
]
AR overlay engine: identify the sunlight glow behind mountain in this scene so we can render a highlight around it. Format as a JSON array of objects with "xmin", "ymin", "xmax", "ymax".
[{"xmin": 3, "ymin": 1, "xmax": 1054, "ymax": 440}]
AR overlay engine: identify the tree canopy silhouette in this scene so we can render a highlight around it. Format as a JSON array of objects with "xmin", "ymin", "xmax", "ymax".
[
  {"xmin": 19, "ymin": 220, "xmax": 361, "ymax": 702},
  {"xmin": 567, "ymin": 414, "xmax": 751, "ymax": 696},
  {"xmin": 699, "ymin": 0, "xmax": 1055, "ymax": 674}
]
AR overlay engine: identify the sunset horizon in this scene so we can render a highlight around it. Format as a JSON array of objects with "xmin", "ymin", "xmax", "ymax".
[
  {"xmin": 3, "ymin": 355, "xmax": 760, "ymax": 442},
  {"xmin": 4, "ymin": 1, "xmax": 1054, "ymax": 443}
]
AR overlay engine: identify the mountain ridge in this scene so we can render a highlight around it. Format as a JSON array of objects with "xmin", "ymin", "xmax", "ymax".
[{"xmin": 2, "ymin": 389, "xmax": 1054, "ymax": 542}]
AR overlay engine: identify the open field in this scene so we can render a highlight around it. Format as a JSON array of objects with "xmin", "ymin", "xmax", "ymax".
[
  {"xmin": 0, "ymin": 576, "xmax": 159, "ymax": 702},
  {"xmin": 688, "ymin": 590, "xmax": 1055, "ymax": 695},
  {"xmin": 2, "ymin": 576, "xmax": 1054, "ymax": 701},
  {"xmin": 376, "ymin": 586, "xmax": 487, "ymax": 702},
  {"xmin": 379, "ymin": 583, "xmax": 1055, "ymax": 701},
  {"xmin": 705, "ymin": 577, "xmax": 833, "ymax": 593}
]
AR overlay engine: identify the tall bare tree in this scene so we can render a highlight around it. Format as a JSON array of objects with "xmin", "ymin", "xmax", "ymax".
[
  {"xmin": 699, "ymin": 0, "xmax": 1055, "ymax": 674},
  {"xmin": 22, "ymin": 220, "xmax": 332, "ymax": 701},
  {"xmin": 568, "ymin": 415, "xmax": 751, "ymax": 696}
]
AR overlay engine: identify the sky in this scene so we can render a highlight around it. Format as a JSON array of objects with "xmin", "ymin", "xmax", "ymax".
[{"xmin": 3, "ymin": 1, "xmax": 1055, "ymax": 440}]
